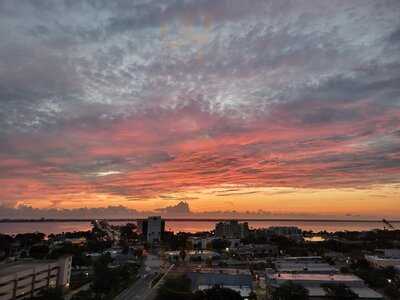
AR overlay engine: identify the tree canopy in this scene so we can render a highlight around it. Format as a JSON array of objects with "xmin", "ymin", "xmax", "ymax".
[
  {"xmin": 272, "ymin": 281, "xmax": 309, "ymax": 300},
  {"xmin": 193, "ymin": 286, "xmax": 243, "ymax": 300}
]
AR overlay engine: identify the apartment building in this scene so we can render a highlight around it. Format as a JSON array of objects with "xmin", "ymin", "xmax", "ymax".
[
  {"xmin": 0, "ymin": 256, "xmax": 72, "ymax": 300},
  {"xmin": 215, "ymin": 220, "xmax": 249, "ymax": 239}
]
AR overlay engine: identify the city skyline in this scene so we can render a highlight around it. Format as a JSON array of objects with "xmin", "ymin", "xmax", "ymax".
[{"xmin": 1, "ymin": 1, "xmax": 400, "ymax": 218}]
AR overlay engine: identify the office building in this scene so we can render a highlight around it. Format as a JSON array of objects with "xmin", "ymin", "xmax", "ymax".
[
  {"xmin": 138, "ymin": 216, "xmax": 165, "ymax": 243},
  {"xmin": 0, "ymin": 256, "xmax": 72, "ymax": 300}
]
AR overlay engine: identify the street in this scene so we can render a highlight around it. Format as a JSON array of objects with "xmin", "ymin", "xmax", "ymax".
[
  {"xmin": 114, "ymin": 268, "xmax": 157, "ymax": 300},
  {"xmin": 115, "ymin": 252, "xmax": 173, "ymax": 300}
]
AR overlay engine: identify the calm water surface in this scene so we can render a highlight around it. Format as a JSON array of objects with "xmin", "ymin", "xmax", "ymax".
[{"xmin": 0, "ymin": 220, "xmax": 396, "ymax": 235}]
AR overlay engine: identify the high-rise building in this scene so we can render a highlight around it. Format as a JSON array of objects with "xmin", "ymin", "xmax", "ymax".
[
  {"xmin": 138, "ymin": 216, "xmax": 165, "ymax": 243},
  {"xmin": 0, "ymin": 256, "xmax": 72, "ymax": 300},
  {"xmin": 215, "ymin": 220, "xmax": 249, "ymax": 239}
]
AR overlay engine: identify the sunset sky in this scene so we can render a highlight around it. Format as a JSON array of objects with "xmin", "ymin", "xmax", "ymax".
[{"xmin": 0, "ymin": 0, "xmax": 399, "ymax": 218}]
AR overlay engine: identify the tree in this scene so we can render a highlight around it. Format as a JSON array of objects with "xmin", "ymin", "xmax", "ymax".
[
  {"xmin": 385, "ymin": 283, "xmax": 400, "ymax": 300},
  {"xmin": 91, "ymin": 254, "xmax": 115, "ymax": 296},
  {"xmin": 0, "ymin": 234, "xmax": 14, "ymax": 259},
  {"xmin": 120, "ymin": 223, "xmax": 138, "ymax": 240},
  {"xmin": 272, "ymin": 281, "xmax": 309, "ymax": 300},
  {"xmin": 15, "ymin": 232, "xmax": 45, "ymax": 248},
  {"xmin": 91, "ymin": 254, "xmax": 138, "ymax": 298},
  {"xmin": 180, "ymin": 249, "xmax": 187, "ymax": 262},
  {"xmin": 34, "ymin": 287, "xmax": 64, "ymax": 300},
  {"xmin": 155, "ymin": 275, "xmax": 193, "ymax": 300},
  {"xmin": 193, "ymin": 286, "xmax": 243, "ymax": 300},
  {"xmin": 211, "ymin": 239, "xmax": 230, "ymax": 252},
  {"xmin": 249, "ymin": 291, "xmax": 258, "ymax": 300},
  {"xmin": 70, "ymin": 290, "xmax": 94, "ymax": 300},
  {"xmin": 30, "ymin": 244, "xmax": 49, "ymax": 259}
]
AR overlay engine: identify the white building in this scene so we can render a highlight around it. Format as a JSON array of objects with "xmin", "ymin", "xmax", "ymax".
[
  {"xmin": 266, "ymin": 273, "xmax": 383, "ymax": 299},
  {"xmin": 0, "ymin": 256, "xmax": 72, "ymax": 300},
  {"xmin": 146, "ymin": 216, "xmax": 165, "ymax": 243}
]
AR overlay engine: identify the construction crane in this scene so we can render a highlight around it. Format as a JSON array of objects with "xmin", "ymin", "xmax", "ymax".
[{"xmin": 382, "ymin": 219, "xmax": 395, "ymax": 230}]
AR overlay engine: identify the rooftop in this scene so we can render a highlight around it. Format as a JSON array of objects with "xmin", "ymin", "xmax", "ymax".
[
  {"xmin": 268, "ymin": 273, "xmax": 363, "ymax": 282},
  {"xmin": 0, "ymin": 260, "xmax": 56, "ymax": 277},
  {"xmin": 187, "ymin": 272, "xmax": 252, "ymax": 290},
  {"xmin": 305, "ymin": 286, "xmax": 383, "ymax": 299},
  {"xmin": 0, "ymin": 256, "xmax": 70, "ymax": 278},
  {"xmin": 275, "ymin": 262, "xmax": 338, "ymax": 273},
  {"xmin": 365, "ymin": 255, "xmax": 400, "ymax": 261}
]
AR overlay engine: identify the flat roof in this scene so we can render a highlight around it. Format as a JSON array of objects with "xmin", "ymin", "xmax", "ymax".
[
  {"xmin": 276, "ymin": 262, "xmax": 338, "ymax": 271},
  {"xmin": 187, "ymin": 272, "xmax": 252, "ymax": 290},
  {"xmin": 277, "ymin": 256, "xmax": 322, "ymax": 260},
  {"xmin": 365, "ymin": 255, "xmax": 400, "ymax": 261},
  {"xmin": 305, "ymin": 287, "xmax": 326, "ymax": 297},
  {"xmin": 350, "ymin": 287, "xmax": 383, "ymax": 299},
  {"xmin": 304, "ymin": 286, "xmax": 383, "ymax": 299},
  {"xmin": 268, "ymin": 273, "xmax": 362, "ymax": 282},
  {"xmin": 0, "ymin": 260, "xmax": 58, "ymax": 277}
]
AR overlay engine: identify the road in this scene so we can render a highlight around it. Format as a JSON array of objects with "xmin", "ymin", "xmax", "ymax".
[
  {"xmin": 114, "ymin": 267, "xmax": 156, "ymax": 300},
  {"xmin": 115, "ymin": 254, "xmax": 174, "ymax": 300}
]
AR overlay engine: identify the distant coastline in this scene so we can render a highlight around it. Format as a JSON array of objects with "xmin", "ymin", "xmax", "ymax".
[{"xmin": 1, "ymin": 218, "xmax": 399, "ymax": 223}]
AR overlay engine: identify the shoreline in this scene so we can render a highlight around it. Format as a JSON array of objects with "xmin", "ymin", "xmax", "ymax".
[{"xmin": 1, "ymin": 218, "xmax": 399, "ymax": 223}]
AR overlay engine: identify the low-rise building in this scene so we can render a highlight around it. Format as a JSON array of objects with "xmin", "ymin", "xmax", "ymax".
[
  {"xmin": 189, "ymin": 237, "xmax": 215, "ymax": 250},
  {"xmin": 376, "ymin": 249, "xmax": 400, "ymax": 258},
  {"xmin": 0, "ymin": 256, "xmax": 72, "ymax": 300},
  {"xmin": 274, "ymin": 262, "xmax": 338, "ymax": 274},
  {"xmin": 165, "ymin": 250, "xmax": 221, "ymax": 262},
  {"xmin": 265, "ymin": 226, "xmax": 303, "ymax": 241},
  {"xmin": 187, "ymin": 272, "xmax": 253, "ymax": 298},
  {"xmin": 274, "ymin": 256, "xmax": 324, "ymax": 264},
  {"xmin": 236, "ymin": 244, "xmax": 278, "ymax": 258},
  {"xmin": 266, "ymin": 273, "xmax": 383, "ymax": 299},
  {"xmin": 365, "ymin": 255, "xmax": 400, "ymax": 268},
  {"xmin": 365, "ymin": 248, "xmax": 400, "ymax": 269},
  {"xmin": 189, "ymin": 237, "xmax": 242, "ymax": 250}
]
